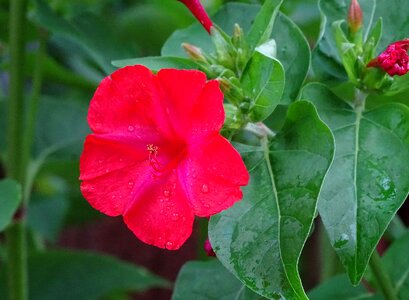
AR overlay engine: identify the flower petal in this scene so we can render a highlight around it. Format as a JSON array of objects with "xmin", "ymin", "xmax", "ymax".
[
  {"xmin": 156, "ymin": 69, "xmax": 210, "ymax": 139},
  {"xmin": 80, "ymin": 134, "xmax": 148, "ymax": 181},
  {"xmin": 188, "ymin": 80, "xmax": 225, "ymax": 142},
  {"xmin": 88, "ymin": 65, "xmax": 160, "ymax": 139},
  {"xmin": 80, "ymin": 162, "xmax": 151, "ymax": 217},
  {"xmin": 179, "ymin": 135, "xmax": 249, "ymax": 216},
  {"xmin": 123, "ymin": 172, "xmax": 194, "ymax": 250},
  {"xmin": 80, "ymin": 134, "xmax": 155, "ymax": 216}
]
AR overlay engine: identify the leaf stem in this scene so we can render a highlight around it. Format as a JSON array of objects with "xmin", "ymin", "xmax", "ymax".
[
  {"xmin": 369, "ymin": 251, "xmax": 398, "ymax": 300},
  {"xmin": 6, "ymin": 0, "xmax": 28, "ymax": 299}
]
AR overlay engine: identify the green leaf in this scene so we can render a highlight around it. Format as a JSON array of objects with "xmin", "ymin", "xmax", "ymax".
[
  {"xmin": 300, "ymin": 83, "xmax": 409, "ymax": 284},
  {"xmin": 241, "ymin": 51, "xmax": 285, "ymax": 122},
  {"xmin": 308, "ymin": 274, "xmax": 381, "ymax": 300},
  {"xmin": 332, "ymin": 20, "xmax": 358, "ymax": 84},
  {"xmin": 209, "ymin": 101, "xmax": 334, "ymax": 299},
  {"xmin": 32, "ymin": 0, "xmax": 134, "ymax": 74},
  {"xmin": 381, "ymin": 229, "xmax": 409, "ymax": 298},
  {"xmin": 27, "ymin": 176, "xmax": 69, "ymax": 242},
  {"xmin": 172, "ymin": 260, "xmax": 264, "ymax": 300},
  {"xmin": 112, "ymin": 56, "xmax": 200, "ymax": 71},
  {"xmin": 245, "ymin": 0, "xmax": 283, "ymax": 49},
  {"xmin": 363, "ymin": 18, "xmax": 383, "ymax": 64},
  {"xmin": 162, "ymin": 3, "xmax": 310, "ymax": 103},
  {"xmin": 34, "ymin": 96, "xmax": 89, "ymax": 159},
  {"xmin": 0, "ymin": 250, "xmax": 170, "ymax": 300},
  {"xmin": 0, "ymin": 179, "xmax": 22, "ymax": 231}
]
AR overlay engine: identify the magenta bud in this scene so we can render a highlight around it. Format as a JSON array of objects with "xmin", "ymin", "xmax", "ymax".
[
  {"xmin": 178, "ymin": 0, "xmax": 213, "ymax": 34},
  {"xmin": 204, "ymin": 239, "xmax": 216, "ymax": 257},
  {"xmin": 367, "ymin": 39, "xmax": 409, "ymax": 76},
  {"xmin": 348, "ymin": 0, "xmax": 363, "ymax": 33}
]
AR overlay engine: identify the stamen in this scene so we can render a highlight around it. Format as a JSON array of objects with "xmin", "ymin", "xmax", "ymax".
[{"xmin": 146, "ymin": 143, "xmax": 186, "ymax": 177}]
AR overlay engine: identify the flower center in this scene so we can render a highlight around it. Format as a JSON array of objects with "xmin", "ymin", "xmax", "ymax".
[{"xmin": 146, "ymin": 143, "xmax": 186, "ymax": 177}]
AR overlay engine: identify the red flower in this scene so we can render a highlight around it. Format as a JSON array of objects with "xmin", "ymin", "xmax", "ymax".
[
  {"xmin": 79, "ymin": 66, "xmax": 249, "ymax": 250},
  {"xmin": 367, "ymin": 39, "xmax": 409, "ymax": 76},
  {"xmin": 178, "ymin": 0, "xmax": 213, "ymax": 33}
]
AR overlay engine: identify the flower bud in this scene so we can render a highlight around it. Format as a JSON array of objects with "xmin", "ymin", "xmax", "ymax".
[
  {"xmin": 182, "ymin": 43, "xmax": 207, "ymax": 62},
  {"xmin": 178, "ymin": 0, "xmax": 213, "ymax": 34},
  {"xmin": 367, "ymin": 39, "xmax": 409, "ymax": 76},
  {"xmin": 204, "ymin": 239, "xmax": 216, "ymax": 257},
  {"xmin": 348, "ymin": 0, "xmax": 363, "ymax": 33}
]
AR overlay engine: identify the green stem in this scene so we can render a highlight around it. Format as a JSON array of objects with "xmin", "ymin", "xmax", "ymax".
[
  {"xmin": 369, "ymin": 251, "xmax": 398, "ymax": 300},
  {"xmin": 22, "ymin": 28, "xmax": 47, "ymax": 202},
  {"xmin": 5, "ymin": 222, "xmax": 27, "ymax": 300},
  {"xmin": 6, "ymin": 0, "xmax": 28, "ymax": 300}
]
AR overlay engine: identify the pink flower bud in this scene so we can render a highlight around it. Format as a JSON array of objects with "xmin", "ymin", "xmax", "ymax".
[
  {"xmin": 178, "ymin": 0, "xmax": 213, "ymax": 34},
  {"xmin": 348, "ymin": 0, "xmax": 363, "ymax": 33},
  {"xmin": 204, "ymin": 239, "xmax": 216, "ymax": 257},
  {"xmin": 367, "ymin": 39, "xmax": 409, "ymax": 76}
]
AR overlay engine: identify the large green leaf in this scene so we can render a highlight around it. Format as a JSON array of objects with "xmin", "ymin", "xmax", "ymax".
[
  {"xmin": 112, "ymin": 56, "xmax": 200, "ymax": 71},
  {"xmin": 34, "ymin": 96, "xmax": 89, "ymax": 159},
  {"xmin": 381, "ymin": 229, "xmax": 409, "ymax": 298},
  {"xmin": 0, "ymin": 250, "xmax": 170, "ymax": 300},
  {"xmin": 209, "ymin": 101, "xmax": 334, "ymax": 299},
  {"xmin": 241, "ymin": 52, "xmax": 285, "ymax": 122},
  {"xmin": 0, "ymin": 179, "xmax": 22, "ymax": 231},
  {"xmin": 308, "ymin": 274, "xmax": 381, "ymax": 300},
  {"xmin": 300, "ymin": 83, "xmax": 409, "ymax": 284},
  {"xmin": 172, "ymin": 260, "xmax": 264, "ymax": 300},
  {"xmin": 32, "ymin": 0, "xmax": 134, "ymax": 74},
  {"xmin": 313, "ymin": 0, "xmax": 409, "ymax": 83},
  {"xmin": 162, "ymin": 3, "xmax": 310, "ymax": 103}
]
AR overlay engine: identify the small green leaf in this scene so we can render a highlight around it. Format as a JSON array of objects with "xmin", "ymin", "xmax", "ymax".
[
  {"xmin": 172, "ymin": 260, "xmax": 264, "ymax": 300},
  {"xmin": 245, "ymin": 0, "xmax": 283, "ymax": 49},
  {"xmin": 241, "ymin": 51, "xmax": 285, "ymax": 122},
  {"xmin": 381, "ymin": 229, "xmax": 409, "ymax": 298},
  {"xmin": 332, "ymin": 20, "xmax": 358, "ymax": 84},
  {"xmin": 300, "ymin": 83, "xmax": 409, "ymax": 284},
  {"xmin": 112, "ymin": 56, "xmax": 200, "ymax": 71},
  {"xmin": 363, "ymin": 18, "xmax": 383, "ymax": 63},
  {"xmin": 0, "ymin": 250, "xmax": 170, "ymax": 300},
  {"xmin": 0, "ymin": 179, "xmax": 22, "ymax": 231},
  {"xmin": 308, "ymin": 274, "xmax": 381, "ymax": 300},
  {"xmin": 209, "ymin": 101, "xmax": 334, "ymax": 299}
]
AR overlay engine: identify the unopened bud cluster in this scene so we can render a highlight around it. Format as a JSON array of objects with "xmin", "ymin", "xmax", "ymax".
[
  {"xmin": 183, "ymin": 24, "xmax": 253, "ymax": 130},
  {"xmin": 335, "ymin": 0, "xmax": 409, "ymax": 93}
]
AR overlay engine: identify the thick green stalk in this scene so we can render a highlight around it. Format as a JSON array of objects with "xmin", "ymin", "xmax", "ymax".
[
  {"xmin": 369, "ymin": 251, "xmax": 398, "ymax": 300},
  {"xmin": 6, "ymin": 0, "xmax": 28, "ymax": 300},
  {"xmin": 22, "ymin": 29, "xmax": 47, "ymax": 202}
]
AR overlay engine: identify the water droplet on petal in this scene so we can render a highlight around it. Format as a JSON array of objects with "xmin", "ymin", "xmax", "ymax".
[
  {"xmin": 127, "ymin": 125, "xmax": 135, "ymax": 132},
  {"xmin": 165, "ymin": 241, "xmax": 174, "ymax": 249},
  {"xmin": 163, "ymin": 189, "xmax": 171, "ymax": 197},
  {"xmin": 128, "ymin": 181, "xmax": 134, "ymax": 188},
  {"xmin": 201, "ymin": 184, "xmax": 209, "ymax": 193},
  {"xmin": 171, "ymin": 213, "xmax": 179, "ymax": 221}
]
